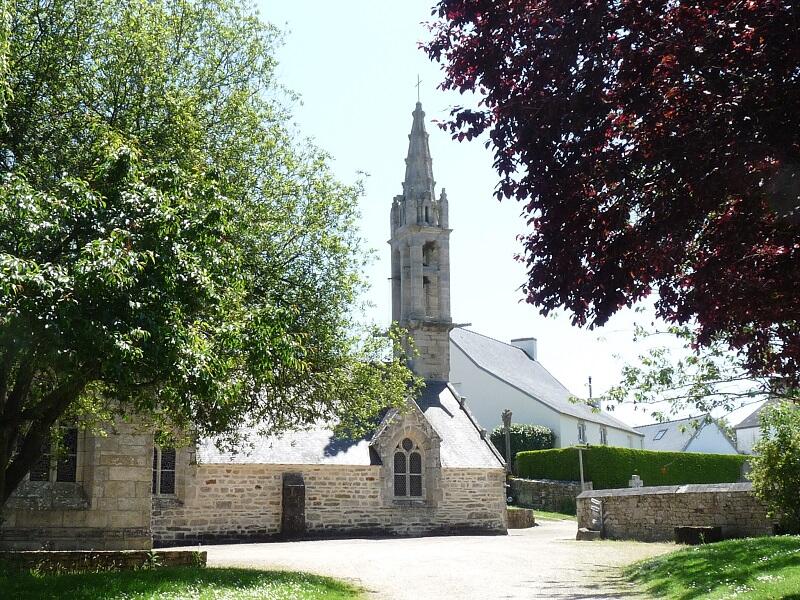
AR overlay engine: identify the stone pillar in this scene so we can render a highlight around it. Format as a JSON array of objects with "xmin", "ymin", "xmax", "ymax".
[
  {"xmin": 399, "ymin": 245, "xmax": 408, "ymax": 321},
  {"xmin": 410, "ymin": 244, "xmax": 424, "ymax": 318},
  {"xmin": 438, "ymin": 239, "xmax": 451, "ymax": 320}
]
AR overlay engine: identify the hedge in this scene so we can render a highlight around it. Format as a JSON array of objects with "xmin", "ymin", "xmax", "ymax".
[
  {"xmin": 489, "ymin": 423, "xmax": 555, "ymax": 465},
  {"xmin": 515, "ymin": 446, "xmax": 748, "ymax": 490}
]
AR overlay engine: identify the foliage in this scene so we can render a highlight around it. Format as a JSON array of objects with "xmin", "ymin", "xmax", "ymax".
[
  {"xmin": 603, "ymin": 324, "xmax": 798, "ymax": 420},
  {"xmin": 489, "ymin": 422, "xmax": 554, "ymax": 467},
  {"xmin": 625, "ymin": 535, "xmax": 800, "ymax": 599},
  {"xmin": 0, "ymin": 0, "xmax": 417, "ymax": 504},
  {"xmin": 0, "ymin": 565, "xmax": 362, "ymax": 600},
  {"xmin": 426, "ymin": 1, "xmax": 800, "ymax": 386},
  {"xmin": 526, "ymin": 509, "xmax": 576, "ymax": 522},
  {"xmin": 749, "ymin": 402, "xmax": 800, "ymax": 533},
  {"xmin": 516, "ymin": 446, "xmax": 746, "ymax": 490}
]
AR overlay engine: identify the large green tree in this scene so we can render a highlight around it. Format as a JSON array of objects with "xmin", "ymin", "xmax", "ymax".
[{"xmin": 0, "ymin": 0, "xmax": 415, "ymax": 504}]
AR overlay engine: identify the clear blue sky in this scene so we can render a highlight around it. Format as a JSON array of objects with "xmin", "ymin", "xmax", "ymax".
[{"xmin": 257, "ymin": 1, "xmax": 756, "ymax": 427}]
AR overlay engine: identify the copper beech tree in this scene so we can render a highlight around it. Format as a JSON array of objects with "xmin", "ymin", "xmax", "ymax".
[{"xmin": 426, "ymin": 1, "xmax": 800, "ymax": 387}]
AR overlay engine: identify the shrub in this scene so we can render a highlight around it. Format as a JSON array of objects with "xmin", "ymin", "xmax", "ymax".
[
  {"xmin": 515, "ymin": 446, "xmax": 747, "ymax": 489},
  {"xmin": 749, "ymin": 401, "xmax": 800, "ymax": 533},
  {"xmin": 490, "ymin": 423, "xmax": 555, "ymax": 467}
]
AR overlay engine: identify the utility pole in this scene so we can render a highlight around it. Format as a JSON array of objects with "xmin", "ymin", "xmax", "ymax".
[{"xmin": 501, "ymin": 409, "xmax": 512, "ymax": 475}]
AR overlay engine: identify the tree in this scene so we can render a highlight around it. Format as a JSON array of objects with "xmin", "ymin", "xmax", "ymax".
[
  {"xmin": 603, "ymin": 325, "xmax": 798, "ymax": 421},
  {"xmin": 489, "ymin": 422, "xmax": 554, "ymax": 469},
  {"xmin": 426, "ymin": 1, "xmax": 800, "ymax": 385},
  {"xmin": 0, "ymin": 0, "xmax": 416, "ymax": 505},
  {"xmin": 749, "ymin": 402, "xmax": 800, "ymax": 533}
]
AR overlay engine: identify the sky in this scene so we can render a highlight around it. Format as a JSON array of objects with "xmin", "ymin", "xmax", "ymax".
[{"xmin": 257, "ymin": 1, "xmax": 758, "ymax": 428}]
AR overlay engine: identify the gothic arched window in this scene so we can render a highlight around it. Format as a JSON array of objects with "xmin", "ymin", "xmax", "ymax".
[{"xmin": 393, "ymin": 438, "xmax": 423, "ymax": 497}]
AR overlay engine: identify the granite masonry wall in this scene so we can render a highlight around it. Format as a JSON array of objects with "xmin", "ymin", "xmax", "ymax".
[
  {"xmin": 511, "ymin": 478, "xmax": 591, "ymax": 513},
  {"xmin": 152, "ymin": 463, "xmax": 507, "ymax": 545},
  {"xmin": 1, "ymin": 422, "xmax": 153, "ymax": 550},
  {"xmin": 577, "ymin": 482, "xmax": 774, "ymax": 542}
]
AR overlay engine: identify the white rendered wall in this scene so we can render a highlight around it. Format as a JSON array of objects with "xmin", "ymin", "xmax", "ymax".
[
  {"xmin": 685, "ymin": 424, "xmax": 739, "ymax": 454},
  {"xmin": 450, "ymin": 342, "xmax": 642, "ymax": 448},
  {"xmin": 557, "ymin": 414, "xmax": 642, "ymax": 448},
  {"xmin": 736, "ymin": 426, "xmax": 760, "ymax": 454},
  {"xmin": 449, "ymin": 343, "xmax": 563, "ymax": 440}
]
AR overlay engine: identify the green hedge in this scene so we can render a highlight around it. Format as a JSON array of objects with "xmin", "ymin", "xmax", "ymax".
[
  {"xmin": 515, "ymin": 446, "xmax": 748, "ymax": 489},
  {"xmin": 489, "ymin": 423, "xmax": 555, "ymax": 465}
]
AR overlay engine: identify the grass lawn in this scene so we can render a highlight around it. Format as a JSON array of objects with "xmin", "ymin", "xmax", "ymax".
[
  {"xmin": 0, "ymin": 565, "xmax": 363, "ymax": 600},
  {"xmin": 531, "ymin": 509, "xmax": 576, "ymax": 521},
  {"xmin": 625, "ymin": 535, "xmax": 800, "ymax": 599}
]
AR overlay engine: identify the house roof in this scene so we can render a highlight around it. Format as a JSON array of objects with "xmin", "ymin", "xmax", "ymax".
[
  {"xmin": 450, "ymin": 328, "xmax": 641, "ymax": 435},
  {"xmin": 196, "ymin": 381, "xmax": 503, "ymax": 469},
  {"xmin": 734, "ymin": 401, "xmax": 770, "ymax": 430},
  {"xmin": 634, "ymin": 415, "xmax": 724, "ymax": 452}
]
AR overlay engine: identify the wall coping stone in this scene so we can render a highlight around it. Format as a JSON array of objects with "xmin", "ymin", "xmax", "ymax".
[{"xmin": 578, "ymin": 481, "xmax": 753, "ymax": 499}]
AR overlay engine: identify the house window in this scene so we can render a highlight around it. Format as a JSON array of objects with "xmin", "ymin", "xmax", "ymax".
[
  {"xmin": 393, "ymin": 438, "xmax": 422, "ymax": 497},
  {"xmin": 577, "ymin": 421, "xmax": 587, "ymax": 444},
  {"xmin": 600, "ymin": 426, "xmax": 608, "ymax": 445},
  {"xmin": 152, "ymin": 446, "xmax": 176, "ymax": 495},
  {"xmin": 28, "ymin": 426, "xmax": 78, "ymax": 483},
  {"xmin": 654, "ymin": 428, "xmax": 668, "ymax": 441}
]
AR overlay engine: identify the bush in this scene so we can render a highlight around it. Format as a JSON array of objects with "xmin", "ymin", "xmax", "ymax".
[
  {"xmin": 515, "ymin": 445, "xmax": 747, "ymax": 489},
  {"xmin": 749, "ymin": 401, "xmax": 800, "ymax": 533},
  {"xmin": 490, "ymin": 423, "xmax": 555, "ymax": 467}
]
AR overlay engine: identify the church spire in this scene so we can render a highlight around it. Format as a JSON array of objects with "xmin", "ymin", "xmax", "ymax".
[
  {"xmin": 390, "ymin": 100, "xmax": 454, "ymax": 381},
  {"xmin": 403, "ymin": 102, "xmax": 435, "ymax": 201}
]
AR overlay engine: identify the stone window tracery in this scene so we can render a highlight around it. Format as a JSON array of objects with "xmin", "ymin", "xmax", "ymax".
[{"xmin": 393, "ymin": 437, "xmax": 423, "ymax": 497}]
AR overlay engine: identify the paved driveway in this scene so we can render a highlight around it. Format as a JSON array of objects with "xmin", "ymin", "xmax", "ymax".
[{"xmin": 178, "ymin": 520, "xmax": 673, "ymax": 599}]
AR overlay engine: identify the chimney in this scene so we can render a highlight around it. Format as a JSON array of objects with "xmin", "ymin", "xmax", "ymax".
[{"xmin": 510, "ymin": 337, "xmax": 537, "ymax": 361}]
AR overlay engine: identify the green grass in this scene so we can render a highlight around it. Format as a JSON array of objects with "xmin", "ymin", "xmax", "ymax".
[
  {"xmin": 625, "ymin": 535, "xmax": 800, "ymax": 599},
  {"xmin": 0, "ymin": 565, "xmax": 363, "ymax": 599},
  {"xmin": 531, "ymin": 509, "xmax": 576, "ymax": 521}
]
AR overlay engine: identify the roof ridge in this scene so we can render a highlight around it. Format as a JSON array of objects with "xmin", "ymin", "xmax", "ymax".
[{"xmin": 635, "ymin": 414, "xmax": 711, "ymax": 428}]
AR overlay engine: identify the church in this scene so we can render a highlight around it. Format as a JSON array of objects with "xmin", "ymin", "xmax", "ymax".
[{"xmin": 0, "ymin": 101, "xmax": 508, "ymax": 550}]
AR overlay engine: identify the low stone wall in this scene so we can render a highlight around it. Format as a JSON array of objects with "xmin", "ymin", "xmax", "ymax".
[
  {"xmin": 0, "ymin": 549, "xmax": 206, "ymax": 572},
  {"xmin": 510, "ymin": 478, "xmax": 591, "ymax": 514},
  {"xmin": 153, "ymin": 463, "xmax": 507, "ymax": 545},
  {"xmin": 577, "ymin": 482, "xmax": 774, "ymax": 542}
]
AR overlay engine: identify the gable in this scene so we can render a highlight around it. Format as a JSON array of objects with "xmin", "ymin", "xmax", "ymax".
[{"xmin": 450, "ymin": 328, "xmax": 641, "ymax": 435}]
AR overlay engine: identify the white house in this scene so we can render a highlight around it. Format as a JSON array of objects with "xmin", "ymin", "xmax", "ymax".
[
  {"xmin": 734, "ymin": 401, "xmax": 770, "ymax": 454},
  {"xmin": 449, "ymin": 328, "xmax": 643, "ymax": 448},
  {"xmin": 635, "ymin": 415, "xmax": 739, "ymax": 454}
]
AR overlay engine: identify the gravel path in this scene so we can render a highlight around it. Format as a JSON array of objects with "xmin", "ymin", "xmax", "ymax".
[{"xmin": 177, "ymin": 520, "xmax": 673, "ymax": 599}]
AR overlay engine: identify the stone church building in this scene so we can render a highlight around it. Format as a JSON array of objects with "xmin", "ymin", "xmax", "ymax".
[{"xmin": 0, "ymin": 102, "xmax": 507, "ymax": 550}]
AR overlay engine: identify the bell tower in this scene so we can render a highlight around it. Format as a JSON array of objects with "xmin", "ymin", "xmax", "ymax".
[{"xmin": 390, "ymin": 102, "xmax": 453, "ymax": 381}]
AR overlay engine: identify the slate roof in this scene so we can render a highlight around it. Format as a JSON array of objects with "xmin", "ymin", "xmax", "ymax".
[
  {"xmin": 450, "ymin": 328, "xmax": 641, "ymax": 435},
  {"xmin": 734, "ymin": 401, "xmax": 771, "ymax": 430},
  {"xmin": 196, "ymin": 381, "xmax": 503, "ymax": 469},
  {"xmin": 634, "ymin": 415, "xmax": 715, "ymax": 452}
]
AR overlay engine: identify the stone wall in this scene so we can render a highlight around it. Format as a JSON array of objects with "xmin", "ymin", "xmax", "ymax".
[
  {"xmin": 1, "ymin": 422, "xmax": 153, "ymax": 550},
  {"xmin": 0, "ymin": 549, "xmax": 206, "ymax": 572},
  {"xmin": 511, "ymin": 478, "xmax": 591, "ymax": 513},
  {"xmin": 153, "ymin": 463, "xmax": 506, "ymax": 545},
  {"xmin": 577, "ymin": 482, "xmax": 774, "ymax": 542}
]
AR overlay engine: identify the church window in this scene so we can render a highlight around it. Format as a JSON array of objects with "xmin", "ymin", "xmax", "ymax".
[
  {"xmin": 28, "ymin": 426, "xmax": 78, "ymax": 483},
  {"xmin": 600, "ymin": 426, "xmax": 608, "ymax": 446},
  {"xmin": 393, "ymin": 438, "xmax": 423, "ymax": 498},
  {"xmin": 424, "ymin": 205, "xmax": 430, "ymax": 223},
  {"xmin": 152, "ymin": 446, "xmax": 176, "ymax": 495}
]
